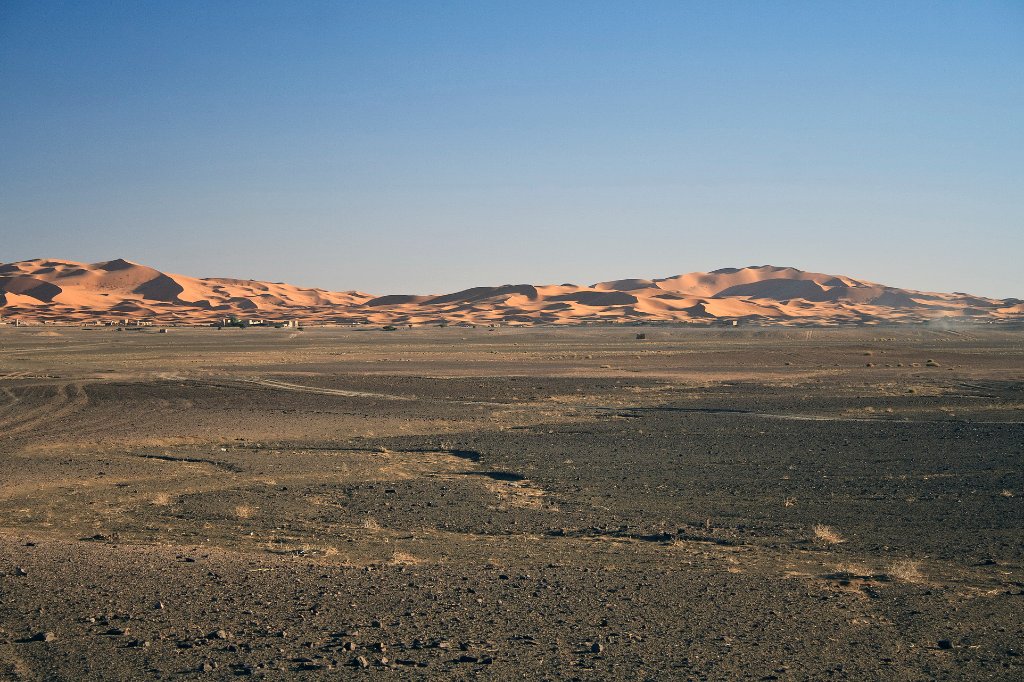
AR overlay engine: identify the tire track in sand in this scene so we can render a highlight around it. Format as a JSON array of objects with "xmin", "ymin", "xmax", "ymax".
[{"xmin": 0, "ymin": 382, "xmax": 90, "ymax": 439}]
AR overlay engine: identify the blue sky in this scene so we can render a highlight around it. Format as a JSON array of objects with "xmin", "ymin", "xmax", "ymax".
[{"xmin": 1, "ymin": 1, "xmax": 1021, "ymax": 296}]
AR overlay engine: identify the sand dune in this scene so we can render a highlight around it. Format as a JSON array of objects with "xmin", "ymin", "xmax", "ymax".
[{"xmin": 0, "ymin": 258, "xmax": 1018, "ymax": 326}]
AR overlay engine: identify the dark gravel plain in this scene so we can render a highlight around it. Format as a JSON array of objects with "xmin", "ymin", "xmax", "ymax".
[{"xmin": 0, "ymin": 325, "xmax": 1022, "ymax": 680}]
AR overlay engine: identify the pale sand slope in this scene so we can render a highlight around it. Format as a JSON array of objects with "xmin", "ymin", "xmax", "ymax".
[{"xmin": 1, "ymin": 259, "xmax": 1020, "ymax": 325}]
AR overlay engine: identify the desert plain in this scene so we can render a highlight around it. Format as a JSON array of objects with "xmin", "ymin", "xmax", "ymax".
[{"xmin": 0, "ymin": 323, "xmax": 1022, "ymax": 680}]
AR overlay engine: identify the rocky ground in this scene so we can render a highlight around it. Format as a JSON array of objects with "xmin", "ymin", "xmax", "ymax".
[{"xmin": 0, "ymin": 324, "xmax": 1022, "ymax": 680}]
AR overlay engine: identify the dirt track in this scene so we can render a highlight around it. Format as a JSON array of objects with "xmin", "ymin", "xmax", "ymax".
[{"xmin": 0, "ymin": 325, "xmax": 1022, "ymax": 680}]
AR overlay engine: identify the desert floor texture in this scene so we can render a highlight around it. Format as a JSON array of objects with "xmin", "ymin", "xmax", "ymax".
[{"xmin": 0, "ymin": 325, "xmax": 1021, "ymax": 680}]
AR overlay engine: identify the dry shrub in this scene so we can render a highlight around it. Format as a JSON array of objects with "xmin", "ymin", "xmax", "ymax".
[
  {"xmin": 390, "ymin": 551, "xmax": 420, "ymax": 566},
  {"xmin": 887, "ymin": 559, "xmax": 924, "ymax": 583},
  {"xmin": 813, "ymin": 524, "xmax": 845, "ymax": 545},
  {"xmin": 235, "ymin": 504, "xmax": 257, "ymax": 519}
]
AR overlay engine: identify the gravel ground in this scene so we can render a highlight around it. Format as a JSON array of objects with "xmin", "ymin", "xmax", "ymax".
[{"xmin": 0, "ymin": 325, "xmax": 1021, "ymax": 680}]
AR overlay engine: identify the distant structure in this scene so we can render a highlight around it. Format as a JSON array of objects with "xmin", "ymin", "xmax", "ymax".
[
  {"xmin": 102, "ymin": 318, "xmax": 153, "ymax": 327},
  {"xmin": 217, "ymin": 317, "xmax": 285, "ymax": 328}
]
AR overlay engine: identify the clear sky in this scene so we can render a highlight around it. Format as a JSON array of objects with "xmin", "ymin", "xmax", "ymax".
[{"xmin": 2, "ymin": 1, "xmax": 1022, "ymax": 297}]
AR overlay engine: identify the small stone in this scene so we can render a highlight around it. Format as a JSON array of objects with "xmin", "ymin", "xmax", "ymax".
[
  {"xmin": 591, "ymin": 641, "xmax": 605, "ymax": 654},
  {"xmin": 343, "ymin": 641, "xmax": 357, "ymax": 651},
  {"xmin": 30, "ymin": 631, "xmax": 56, "ymax": 642},
  {"xmin": 14, "ymin": 567, "xmax": 28, "ymax": 577},
  {"xmin": 352, "ymin": 656, "xmax": 369, "ymax": 668},
  {"xmin": 208, "ymin": 629, "xmax": 230, "ymax": 640},
  {"xmin": 937, "ymin": 639, "xmax": 953, "ymax": 650}
]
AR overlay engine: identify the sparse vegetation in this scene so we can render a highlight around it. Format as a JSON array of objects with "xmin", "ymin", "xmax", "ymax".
[
  {"xmin": 390, "ymin": 551, "xmax": 420, "ymax": 565},
  {"xmin": 886, "ymin": 559, "xmax": 924, "ymax": 583},
  {"xmin": 234, "ymin": 504, "xmax": 257, "ymax": 519},
  {"xmin": 813, "ymin": 524, "xmax": 845, "ymax": 544}
]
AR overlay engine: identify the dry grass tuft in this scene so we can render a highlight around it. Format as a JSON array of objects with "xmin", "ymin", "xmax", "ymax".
[
  {"xmin": 813, "ymin": 524, "xmax": 845, "ymax": 545},
  {"xmin": 151, "ymin": 493, "xmax": 172, "ymax": 506},
  {"xmin": 886, "ymin": 559, "xmax": 924, "ymax": 583},
  {"xmin": 1000, "ymin": 489, "xmax": 1015, "ymax": 498},
  {"xmin": 234, "ymin": 504, "xmax": 257, "ymax": 519},
  {"xmin": 389, "ymin": 551, "xmax": 420, "ymax": 565},
  {"xmin": 783, "ymin": 497, "xmax": 797, "ymax": 508},
  {"xmin": 361, "ymin": 516, "xmax": 381, "ymax": 530}
]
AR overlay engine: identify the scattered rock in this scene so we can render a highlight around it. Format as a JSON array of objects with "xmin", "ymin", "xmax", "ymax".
[{"xmin": 937, "ymin": 639, "xmax": 953, "ymax": 650}]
